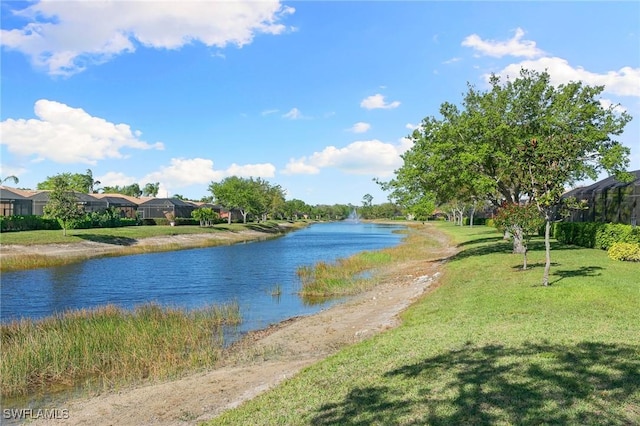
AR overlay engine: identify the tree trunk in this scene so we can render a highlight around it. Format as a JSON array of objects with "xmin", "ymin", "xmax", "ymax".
[
  {"xmin": 522, "ymin": 248, "xmax": 528, "ymax": 270},
  {"xmin": 542, "ymin": 218, "xmax": 552, "ymax": 286},
  {"xmin": 511, "ymin": 225, "xmax": 526, "ymax": 254}
]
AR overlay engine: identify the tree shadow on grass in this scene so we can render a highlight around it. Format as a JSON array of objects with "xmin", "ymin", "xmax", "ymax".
[
  {"xmin": 311, "ymin": 341, "xmax": 640, "ymax": 425},
  {"xmin": 245, "ymin": 223, "xmax": 283, "ymax": 233},
  {"xmin": 74, "ymin": 234, "xmax": 137, "ymax": 246},
  {"xmin": 550, "ymin": 266, "xmax": 603, "ymax": 285}
]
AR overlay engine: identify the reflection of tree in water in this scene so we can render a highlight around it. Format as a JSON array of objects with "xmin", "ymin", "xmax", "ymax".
[
  {"xmin": 312, "ymin": 341, "xmax": 640, "ymax": 425},
  {"xmin": 48, "ymin": 263, "xmax": 86, "ymax": 313}
]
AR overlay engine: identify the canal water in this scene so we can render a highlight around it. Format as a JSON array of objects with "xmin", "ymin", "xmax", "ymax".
[{"xmin": 0, "ymin": 222, "xmax": 406, "ymax": 333}]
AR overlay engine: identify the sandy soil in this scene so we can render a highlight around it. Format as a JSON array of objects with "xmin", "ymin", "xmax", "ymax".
[{"xmin": 10, "ymin": 225, "xmax": 456, "ymax": 426}]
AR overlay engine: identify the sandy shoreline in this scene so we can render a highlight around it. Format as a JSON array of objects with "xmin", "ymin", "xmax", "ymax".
[{"xmin": 4, "ymin": 224, "xmax": 456, "ymax": 425}]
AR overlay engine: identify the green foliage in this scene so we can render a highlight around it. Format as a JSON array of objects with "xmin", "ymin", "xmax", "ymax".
[
  {"xmin": 553, "ymin": 222, "xmax": 605, "ymax": 248},
  {"xmin": 209, "ymin": 176, "xmax": 286, "ymax": 224},
  {"xmin": 554, "ymin": 222, "xmax": 640, "ymax": 249},
  {"xmin": 42, "ymin": 175, "xmax": 86, "ymax": 236},
  {"xmin": 463, "ymin": 217, "xmax": 487, "ymax": 226},
  {"xmin": 0, "ymin": 215, "xmax": 61, "ymax": 232},
  {"xmin": 595, "ymin": 223, "xmax": 640, "ymax": 250},
  {"xmin": 608, "ymin": 242, "xmax": 640, "ymax": 262},
  {"xmin": 142, "ymin": 182, "xmax": 160, "ymax": 197},
  {"xmin": 494, "ymin": 203, "xmax": 544, "ymax": 240},
  {"xmin": 37, "ymin": 169, "xmax": 99, "ymax": 193},
  {"xmin": 100, "ymin": 183, "xmax": 142, "ymax": 197},
  {"xmin": 486, "ymin": 218, "xmax": 495, "ymax": 228},
  {"xmin": 191, "ymin": 207, "xmax": 219, "ymax": 227}
]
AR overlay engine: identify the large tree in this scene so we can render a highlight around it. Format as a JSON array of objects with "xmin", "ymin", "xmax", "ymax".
[
  {"xmin": 209, "ymin": 176, "xmax": 253, "ymax": 224},
  {"xmin": 506, "ymin": 70, "xmax": 632, "ymax": 285},
  {"xmin": 383, "ymin": 68, "xmax": 632, "ymax": 284},
  {"xmin": 38, "ymin": 170, "xmax": 99, "ymax": 194}
]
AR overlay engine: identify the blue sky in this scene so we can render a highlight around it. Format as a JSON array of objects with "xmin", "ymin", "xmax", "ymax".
[{"xmin": 1, "ymin": 1, "xmax": 638, "ymax": 205}]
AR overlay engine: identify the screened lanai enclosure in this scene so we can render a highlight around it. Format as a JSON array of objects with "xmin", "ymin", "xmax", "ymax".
[{"xmin": 562, "ymin": 170, "xmax": 640, "ymax": 226}]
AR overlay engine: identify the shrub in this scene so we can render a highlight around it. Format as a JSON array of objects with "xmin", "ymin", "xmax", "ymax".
[
  {"xmin": 485, "ymin": 218, "xmax": 495, "ymax": 228},
  {"xmin": 595, "ymin": 223, "xmax": 640, "ymax": 250},
  {"xmin": 462, "ymin": 217, "xmax": 487, "ymax": 226},
  {"xmin": 0, "ymin": 215, "xmax": 61, "ymax": 232},
  {"xmin": 553, "ymin": 222, "xmax": 640, "ymax": 250},
  {"xmin": 553, "ymin": 222, "xmax": 605, "ymax": 248},
  {"xmin": 607, "ymin": 242, "xmax": 640, "ymax": 262}
]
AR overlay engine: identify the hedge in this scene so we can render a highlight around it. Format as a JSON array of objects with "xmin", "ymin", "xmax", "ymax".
[{"xmin": 553, "ymin": 222, "xmax": 640, "ymax": 250}]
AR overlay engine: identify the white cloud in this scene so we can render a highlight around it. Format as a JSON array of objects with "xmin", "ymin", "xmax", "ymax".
[
  {"xmin": 348, "ymin": 122, "xmax": 371, "ymax": 133},
  {"xmin": 360, "ymin": 94, "xmax": 401, "ymax": 110},
  {"xmin": 1, "ymin": 1, "xmax": 294, "ymax": 76},
  {"xmin": 225, "ymin": 163, "xmax": 276, "ymax": 177},
  {"xmin": 495, "ymin": 57, "xmax": 640, "ymax": 97},
  {"xmin": 462, "ymin": 27, "xmax": 544, "ymax": 58},
  {"xmin": 0, "ymin": 165, "xmax": 28, "ymax": 181},
  {"xmin": 282, "ymin": 107, "xmax": 303, "ymax": 119},
  {"xmin": 142, "ymin": 158, "xmax": 223, "ymax": 188},
  {"xmin": 405, "ymin": 123, "xmax": 420, "ymax": 131},
  {"xmin": 599, "ymin": 99, "xmax": 628, "ymax": 114},
  {"xmin": 261, "ymin": 109, "xmax": 279, "ymax": 116},
  {"xmin": 281, "ymin": 138, "xmax": 411, "ymax": 176},
  {"xmin": 140, "ymin": 158, "xmax": 276, "ymax": 196},
  {"xmin": 96, "ymin": 171, "xmax": 137, "ymax": 188},
  {"xmin": 0, "ymin": 99, "xmax": 164, "ymax": 164},
  {"xmin": 443, "ymin": 57, "xmax": 462, "ymax": 64}
]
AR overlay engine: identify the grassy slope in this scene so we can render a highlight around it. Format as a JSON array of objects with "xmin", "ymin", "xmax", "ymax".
[
  {"xmin": 210, "ymin": 223, "xmax": 640, "ymax": 425},
  {"xmin": 0, "ymin": 222, "xmax": 291, "ymax": 246}
]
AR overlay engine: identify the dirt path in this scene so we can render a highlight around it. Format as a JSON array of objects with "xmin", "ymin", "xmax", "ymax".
[{"xmin": 20, "ymin": 225, "xmax": 456, "ymax": 426}]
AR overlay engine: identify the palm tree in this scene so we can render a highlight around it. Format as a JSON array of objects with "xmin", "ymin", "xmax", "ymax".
[{"xmin": 1, "ymin": 175, "xmax": 19, "ymax": 185}]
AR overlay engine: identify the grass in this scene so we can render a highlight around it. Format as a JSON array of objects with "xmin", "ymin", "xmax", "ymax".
[
  {"xmin": 0, "ymin": 302, "xmax": 241, "ymax": 398},
  {"xmin": 296, "ymin": 231, "xmax": 411, "ymax": 297},
  {"xmin": 0, "ymin": 221, "xmax": 291, "ymax": 246},
  {"xmin": 0, "ymin": 221, "xmax": 307, "ymax": 271},
  {"xmin": 209, "ymin": 222, "xmax": 640, "ymax": 425}
]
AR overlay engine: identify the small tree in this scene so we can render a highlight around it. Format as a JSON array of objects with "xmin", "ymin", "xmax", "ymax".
[
  {"xmin": 493, "ymin": 202, "xmax": 544, "ymax": 270},
  {"xmin": 43, "ymin": 175, "xmax": 85, "ymax": 236},
  {"xmin": 192, "ymin": 207, "xmax": 218, "ymax": 227}
]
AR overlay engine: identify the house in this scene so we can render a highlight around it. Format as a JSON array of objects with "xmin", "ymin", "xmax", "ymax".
[
  {"xmin": 27, "ymin": 190, "xmax": 108, "ymax": 216},
  {"xmin": 91, "ymin": 193, "xmax": 140, "ymax": 218},
  {"xmin": 562, "ymin": 169, "xmax": 640, "ymax": 225},
  {"xmin": 0, "ymin": 187, "xmax": 33, "ymax": 216},
  {"xmin": 136, "ymin": 198, "xmax": 197, "ymax": 219}
]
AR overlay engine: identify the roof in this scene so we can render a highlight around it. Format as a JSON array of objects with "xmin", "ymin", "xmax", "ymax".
[
  {"xmin": 92, "ymin": 193, "xmax": 141, "ymax": 205},
  {"xmin": 137, "ymin": 197, "xmax": 196, "ymax": 207},
  {"xmin": 563, "ymin": 169, "xmax": 640, "ymax": 198},
  {"xmin": 0, "ymin": 186, "xmax": 31, "ymax": 200}
]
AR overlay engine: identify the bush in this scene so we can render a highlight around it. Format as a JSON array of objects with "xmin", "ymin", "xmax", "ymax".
[
  {"xmin": 486, "ymin": 218, "xmax": 495, "ymax": 228},
  {"xmin": 554, "ymin": 222, "xmax": 640, "ymax": 250},
  {"xmin": 595, "ymin": 223, "xmax": 640, "ymax": 250},
  {"xmin": 463, "ymin": 217, "xmax": 487, "ymax": 226},
  {"xmin": 553, "ymin": 222, "xmax": 605, "ymax": 248},
  {"xmin": 0, "ymin": 215, "xmax": 61, "ymax": 232},
  {"xmin": 608, "ymin": 242, "xmax": 640, "ymax": 262}
]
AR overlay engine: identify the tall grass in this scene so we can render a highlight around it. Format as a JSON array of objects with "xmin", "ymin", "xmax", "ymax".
[
  {"xmin": 1, "ymin": 302, "xmax": 241, "ymax": 398},
  {"xmin": 297, "ymin": 227, "xmax": 441, "ymax": 297},
  {"xmin": 297, "ymin": 251, "xmax": 394, "ymax": 297},
  {"xmin": 211, "ymin": 223, "xmax": 640, "ymax": 425}
]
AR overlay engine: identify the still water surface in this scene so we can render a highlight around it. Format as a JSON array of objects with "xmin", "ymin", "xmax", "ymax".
[{"xmin": 0, "ymin": 222, "xmax": 406, "ymax": 333}]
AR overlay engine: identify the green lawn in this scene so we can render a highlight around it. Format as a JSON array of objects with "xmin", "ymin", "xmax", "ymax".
[
  {"xmin": 0, "ymin": 222, "xmax": 287, "ymax": 246},
  {"xmin": 210, "ymin": 222, "xmax": 640, "ymax": 425}
]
